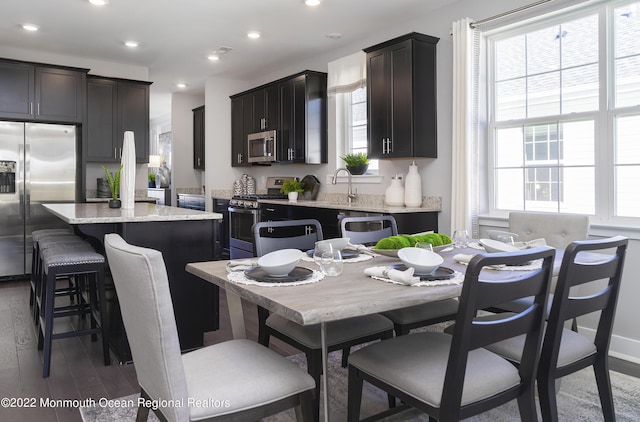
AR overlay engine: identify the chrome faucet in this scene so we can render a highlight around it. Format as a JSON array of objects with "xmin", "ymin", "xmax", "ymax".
[{"xmin": 332, "ymin": 167, "xmax": 356, "ymax": 204}]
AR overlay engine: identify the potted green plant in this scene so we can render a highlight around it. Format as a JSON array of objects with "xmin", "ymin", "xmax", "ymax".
[
  {"xmin": 102, "ymin": 165, "xmax": 123, "ymax": 208},
  {"xmin": 148, "ymin": 173, "xmax": 156, "ymax": 188},
  {"xmin": 340, "ymin": 152, "xmax": 369, "ymax": 175},
  {"xmin": 280, "ymin": 179, "xmax": 305, "ymax": 202}
]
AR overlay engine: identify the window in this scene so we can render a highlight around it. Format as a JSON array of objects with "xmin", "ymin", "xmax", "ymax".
[
  {"xmin": 489, "ymin": 0, "xmax": 640, "ymax": 220},
  {"xmin": 344, "ymin": 86, "xmax": 377, "ymax": 172}
]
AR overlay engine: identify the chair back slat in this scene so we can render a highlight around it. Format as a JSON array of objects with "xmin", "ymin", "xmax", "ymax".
[
  {"xmin": 340, "ymin": 215, "xmax": 398, "ymax": 245},
  {"xmin": 253, "ymin": 219, "xmax": 323, "ymax": 256},
  {"xmin": 473, "ymin": 268, "xmax": 548, "ymax": 310}
]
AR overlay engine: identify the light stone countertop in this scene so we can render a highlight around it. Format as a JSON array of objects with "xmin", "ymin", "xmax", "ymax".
[
  {"xmin": 43, "ymin": 202, "xmax": 222, "ymax": 224},
  {"xmin": 257, "ymin": 198, "xmax": 441, "ymax": 213}
]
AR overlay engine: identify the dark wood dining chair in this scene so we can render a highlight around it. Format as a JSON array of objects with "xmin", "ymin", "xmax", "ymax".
[
  {"xmin": 340, "ymin": 215, "xmax": 459, "ymax": 336},
  {"xmin": 347, "ymin": 246, "xmax": 555, "ymax": 422},
  {"xmin": 484, "ymin": 236, "xmax": 628, "ymax": 422},
  {"xmin": 252, "ymin": 219, "xmax": 394, "ymax": 421}
]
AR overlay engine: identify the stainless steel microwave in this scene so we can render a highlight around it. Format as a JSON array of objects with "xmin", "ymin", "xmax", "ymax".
[{"xmin": 247, "ymin": 130, "xmax": 277, "ymax": 163}]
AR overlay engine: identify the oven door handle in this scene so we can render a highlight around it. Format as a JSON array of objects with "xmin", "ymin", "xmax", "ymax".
[{"xmin": 228, "ymin": 206, "xmax": 259, "ymax": 215}]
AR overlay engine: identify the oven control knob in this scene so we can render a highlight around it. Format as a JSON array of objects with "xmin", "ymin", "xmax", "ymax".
[{"xmin": 250, "ymin": 202, "xmax": 258, "ymax": 209}]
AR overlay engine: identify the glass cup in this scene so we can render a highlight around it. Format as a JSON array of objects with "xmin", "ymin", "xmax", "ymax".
[
  {"xmin": 452, "ymin": 229, "xmax": 470, "ymax": 248},
  {"xmin": 313, "ymin": 241, "xmax": 332, "ymax": 272},
  {"xmin": 321, "ymin": 250, "xmax": 343, "ymax": 276},
  {"xmin": 414, "ymin": 242, "xmax": 434, "ymax": 252},
  {"xmin": 496, "ymin": 234, "xmax": 515, "ymax": 245}
]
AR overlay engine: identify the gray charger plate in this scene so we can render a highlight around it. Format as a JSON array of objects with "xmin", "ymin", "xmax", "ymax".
[
  {"xmin": 390, "ymin": 264, "xmax": 455, "ymax": 280},
  {"xmin": 244, "ymin": 266, "xmax": 313, "ymax": 283}
]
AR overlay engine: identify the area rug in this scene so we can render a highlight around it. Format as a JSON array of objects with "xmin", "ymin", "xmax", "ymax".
[{"xmin": 80, "ymin": 350, "xmax": 640, "ymax": 421}]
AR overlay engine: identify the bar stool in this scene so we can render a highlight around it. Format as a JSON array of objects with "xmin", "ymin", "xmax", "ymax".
[
  {"xmin": 29, "ymin": 229, "xmax": 73, "ymax": 311},
  {"xmin": 37, "ymin": 244, "xmax": 110, "ymax": 378},
  {"xmin": 30, "ymin": 233, "xmax": 87, "ymax": 323}
]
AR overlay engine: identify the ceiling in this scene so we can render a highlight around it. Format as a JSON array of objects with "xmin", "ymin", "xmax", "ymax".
[{"xmin": 2, "ymin": 0, "xmax": 455, "ymax": 118}]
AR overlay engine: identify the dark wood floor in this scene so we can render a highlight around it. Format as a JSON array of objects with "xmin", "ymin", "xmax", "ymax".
[
  {"xmin": 0, "ymin": 278, "xmax": 638, "ymax": 421},
  {"xmin": 0, "ymin": 278, "xmax": 298, "ymax": 421}
]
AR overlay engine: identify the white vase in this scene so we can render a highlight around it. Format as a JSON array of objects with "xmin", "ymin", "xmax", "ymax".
[
  {"xmin": 288, "ymin": 192, "xmax": 298, "ymax": 202},
  {"xmin": 120, "ymin": 131, "xmax": 136, "ymax": 209},
  {"xmin": 384, "ymin": 175, "xmax": 405, "ymax": 207},
  {"xmin": 404, "ymin": 161, "xmax": 422, "ymax": 207}
]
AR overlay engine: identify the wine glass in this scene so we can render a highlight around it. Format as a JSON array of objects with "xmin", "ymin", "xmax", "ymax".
[
  {"xmin": 414, "ymin": 242, "xmax": 434, "ymax": 252},
  {"xmin": 452, "ymin": 229, "xmax": 470, "ymax": 248},
  {"xmin": 321, "ymin": 250, "xmax": 343, "ymax": 276},
  {"xmin": 313, "ymin": 241, "xmax": 332, "ymax": 273}
]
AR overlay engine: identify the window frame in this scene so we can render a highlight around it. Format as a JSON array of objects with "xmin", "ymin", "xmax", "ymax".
[{"xmin": 485, "ymin": 0, "xmax": 640, "ymax": 226}]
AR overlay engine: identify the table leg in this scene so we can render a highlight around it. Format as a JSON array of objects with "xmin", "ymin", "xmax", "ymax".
[
  {"xmin": 321, "ymin": 322, "xmax": 330, "ymax": 422},
  {"xmin": 225, "ymin": 289, "xmax": 247, "ymax": 339}
]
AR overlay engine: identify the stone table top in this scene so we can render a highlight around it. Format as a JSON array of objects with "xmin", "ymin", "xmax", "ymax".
[{"xmin": 43, "ymin": 202, "xmax": 222, "ymax": 224}]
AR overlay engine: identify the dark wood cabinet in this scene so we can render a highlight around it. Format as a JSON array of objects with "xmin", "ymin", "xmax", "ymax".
[
  {"xmin": 279, "ymin": 72, "xmax": 327, "ymax": 164},
  {"xmin": 0, "ymin": 59, "xmax": 86, "ymax": 123},
  {"xmin": 364, "ymin": 33, "xmax": 439, "ymax": 159},
  {"xmin": 231, "ymin": 96, "xmax": 249, "ymax": 167},
  {"xmin": 193, "ymin": 105, "xmax": 205, "ymax": 169},
  {"xmin": 86, "ymin": 76, "xmax": 151, "ymax": 163},
  {"xmin": 230, "ymin": 70, "xmax": 327, "ymax": 166}
]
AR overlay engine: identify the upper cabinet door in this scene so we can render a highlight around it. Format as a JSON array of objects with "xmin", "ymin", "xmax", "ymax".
[
  {"xmin": 117, "ymin": 81, "xmax": 150, "ymax": 163},
  {"xmin": 86, "ymin": 78, "xmax": 117, "ymax": 161},
  {"xmin": 0, "ymin": 61, "xmax": 34, "ymax": 120},
  {"xmin": 193, "ymin": 105, "xmax": 205, "ymax": 169},
  {"xmin": 35, "ymin": 66, "xmax": 85, "ymax": 123},
  {"xmin": 364, "ymin": 33, "xmax": 439, "ymax": 159}
]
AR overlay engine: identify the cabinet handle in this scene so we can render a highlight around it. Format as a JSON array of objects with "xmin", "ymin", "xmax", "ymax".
[
  {"xmin": 114, "ymin": 148, "xmax": 117, "ymax": 158},
  {"xmin": 381, "ymin": 138, "xmax": 386, "ymax": 154},
  {"xmin": 197, "ymin": 158, "xmax": 201, "ymax": 166},
  {"xmin": 30, "ymin": 102, "xmax": 33, "ymax": 116},
  {"xmin": 37, "ymin": 103, "xmax": 40, "ymax": 116},
  {"xmin": 261, "ymin": 118, "xmax": 266, "ymax": 130}
]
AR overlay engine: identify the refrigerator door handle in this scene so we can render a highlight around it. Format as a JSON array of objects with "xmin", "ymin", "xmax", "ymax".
[
  {"xmin": 18, "ymin": 144, "xmax": 25, "ymax": 220},
  {"xmin": 24, "ymin": 143, "xmax": 30, "ymax": 219}
]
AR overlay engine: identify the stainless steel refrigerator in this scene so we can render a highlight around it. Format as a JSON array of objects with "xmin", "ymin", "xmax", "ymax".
[{"xmin": 0, "ymin": 122, "xmax": 77, "ymax": 279}]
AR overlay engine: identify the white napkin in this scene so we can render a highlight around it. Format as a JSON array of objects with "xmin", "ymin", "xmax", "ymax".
[
  {"xmin": 345, "ymin": 242, "xmax": 377, "ymax": 256},
  {"xmin": 225, "ymin": 259, "xmax": 258, "ymax": 272},
  {"xmin": 453, "ymin": 254, "xmax": 474, "ymax": 264},
  {"xmin": 364, "ymin": 266, "xmax": 419, "ymax": 285}
]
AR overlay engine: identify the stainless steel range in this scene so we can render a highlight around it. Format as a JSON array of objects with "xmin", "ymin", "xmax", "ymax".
[{"xmin": 228, "ymin": 177, "xmax": 293, "ymax": 259}]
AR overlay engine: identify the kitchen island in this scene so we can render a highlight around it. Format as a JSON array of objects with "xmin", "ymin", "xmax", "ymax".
[{"xmin": 43, "ymin": 202, "xmax": 222, "ymax": 363}]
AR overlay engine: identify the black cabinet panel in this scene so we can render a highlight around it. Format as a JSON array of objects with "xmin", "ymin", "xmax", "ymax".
[
  {"xmin": 193, "ymin": 105, "xmax": 205, "ymax": 169},
  {"xmin": 86, "ymin": 76, "xmax": 150, "ymax": 163},
  {"xmin": 365, "ymin": 33, "xmax": 439, "ymax": 159},
  {"xmin": 230, "ymin": 70, "xmax": 327, "ymax": 166},
  {"xmin": 0, "ymin": 59, "xmax": 86, "ymax": 123}
]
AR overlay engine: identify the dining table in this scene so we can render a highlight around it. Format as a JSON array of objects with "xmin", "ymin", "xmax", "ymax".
[{"xmin": 186, "ymin": 243, "xmax": 566, "ymax": 421}]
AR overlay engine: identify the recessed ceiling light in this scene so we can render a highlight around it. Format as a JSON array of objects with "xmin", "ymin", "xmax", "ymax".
[
  {"xmin": 305, "ymin": 0, "xmax": 321, "ymax": 6},
  {"xmin": 21, "ymin": 24, "xmax": 39, "ymax": 32},
  {"xmin": 326, "ymin": 33, "xmax": 342, "ymax": 40},
  {"xmin": 247, "ymin": 31, "xmax": 261, "ymax": 39},
  {"xmin": 124, "ymin": 41, "xmax": 139, "ymax": 48},
  {"xmin": 88, "ymin": 0, "xmax": 109, "ymax": 5},
  {"xmin": 177, "ymin": 83, "xmax": 187, "ymax": 89},
  {"xmin": 208, "ymin": 55, "xmax": 220, "ymax": 61}
]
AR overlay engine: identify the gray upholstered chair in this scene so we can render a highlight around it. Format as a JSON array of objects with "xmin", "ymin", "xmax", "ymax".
[
  {"xmin": 492, "ymin": 212, "xmax": 591, "ymax": 317},
  {"xmin": 252, "ymin": 219, "xmax": 393, "ymax": 420},
  {"xmin": 508, "ymin": 211, "xmax": 590, "ymax": 249},
  {"xmin": 104, "ymin": 234, "xmax": 315, "ymax": 422},
  {"xmin": 484, "ymin": 236, "xmax": 627, "ymax": 422},
  {"xmin": 347, "ymin": 246, "xmax": 555, "ymax": 421},
  {"xmin": 340, "ymin": 215, "xmax": 459, "ymax": 336}
]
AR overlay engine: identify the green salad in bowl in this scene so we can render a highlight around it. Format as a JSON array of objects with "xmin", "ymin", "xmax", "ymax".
[{"xmin": 371, "ymin": 233, "xmax": 453, "ymax": 257}]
